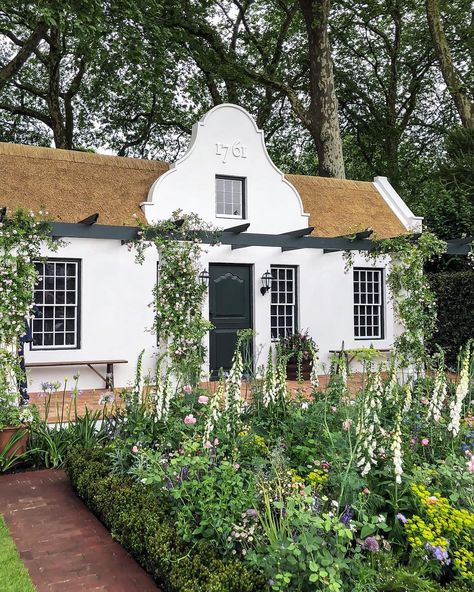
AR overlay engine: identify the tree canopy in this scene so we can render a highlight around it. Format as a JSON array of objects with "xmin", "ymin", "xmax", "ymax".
[{"xmin": 0, "ymin": 0, "xmax": 472, "ymax": 235}]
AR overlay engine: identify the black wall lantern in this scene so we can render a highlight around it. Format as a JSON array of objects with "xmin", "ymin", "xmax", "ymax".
[
  {"xmin": 199, "ymin": 269, "xmax": 210, "ymax": 288},
  {"xmin": 260, "ymin": 270, "xmax": 273, "ymax": 295}
]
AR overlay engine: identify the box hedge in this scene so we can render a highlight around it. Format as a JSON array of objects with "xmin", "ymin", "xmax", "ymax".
[
  {"xmin": 66, "ymin": 447, "xmax": 267, "ymax": 592},
  {"xmin": 428, "ymin": 271, "xmax": 474, "ymax": 366}
]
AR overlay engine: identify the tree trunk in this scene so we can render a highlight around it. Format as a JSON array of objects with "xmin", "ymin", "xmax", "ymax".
[
  {"xmin": 0, "ymin": 22, "xmax": 47, "ymax": 90},
  {"xmin": 425, "ymin": 0, "xmax": 473, "ymax": 129},
  {"xmin": 47, "ymin": 27, "xmax": 69, "ymax": 148},
  {"xmin": 298, "ymin": 0, "xmax": 345, "ymax": 178}
]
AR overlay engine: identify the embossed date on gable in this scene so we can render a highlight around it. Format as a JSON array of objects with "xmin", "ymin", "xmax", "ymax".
[{"xmin": 215, "ymin": 141, "xmax": 248, "ymax": 164}]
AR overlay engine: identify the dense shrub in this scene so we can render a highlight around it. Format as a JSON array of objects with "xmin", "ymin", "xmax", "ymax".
[
  {"xmin": 428, "ymin": 271, "xmax": 474, "ymax": 365},
  {"xmin": 65, "ymin": 447, "xmax": 267, "ymax": 592}
]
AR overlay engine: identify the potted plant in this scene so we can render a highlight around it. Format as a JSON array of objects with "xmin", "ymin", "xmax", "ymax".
[
  {"xmin": 0, "ymin": 391, "xmax": 34, "ymax": 471},
  {"xmin": 278, "ymin": 331, "xmax": 317, "ymax": 381}
]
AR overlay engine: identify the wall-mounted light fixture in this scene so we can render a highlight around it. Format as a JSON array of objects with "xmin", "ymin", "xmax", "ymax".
[
  {"xmin": 260, "ymin": 270, "xmax": 273, "ymax": 295},
  {"xmin": 198, "ymin": 269, "xmax": 210, "ymax": 288}
]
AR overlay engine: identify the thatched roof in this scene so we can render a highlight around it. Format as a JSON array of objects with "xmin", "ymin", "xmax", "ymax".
[
  {"xmin": 287, "ymin": 174, "xmax": 407, "ymax": 238},
  {"xmin": 0, "ymin": 142, "xmax": 168, "ymax": 226},
  {"xmin": 0, "ymin": 142, "xmax": 407, "ymax": 237}
]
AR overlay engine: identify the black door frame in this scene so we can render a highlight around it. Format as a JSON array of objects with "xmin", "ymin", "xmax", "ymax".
[{"xmin": 208, "ymin": 262, "xmax": 254, "ymax": 377}]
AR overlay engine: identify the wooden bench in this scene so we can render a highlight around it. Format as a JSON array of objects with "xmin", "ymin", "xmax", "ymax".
[
  {"xmin": 329, "ymin": 343, "xmax": 391, "ymax": 373},
  {"xmin": 25, "ymin": 359, "xmax": 128, "ymax": 389}
]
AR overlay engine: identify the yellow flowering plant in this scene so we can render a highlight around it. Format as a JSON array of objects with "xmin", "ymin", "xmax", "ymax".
[{"xmin": 401, "ymin": 484, "xmax": 474, "ymax": 583}]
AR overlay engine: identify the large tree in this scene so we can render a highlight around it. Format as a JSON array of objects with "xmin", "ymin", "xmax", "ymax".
[{"xmin": 425, "ymin": 0, "xmax": 473, "ymax": 129}]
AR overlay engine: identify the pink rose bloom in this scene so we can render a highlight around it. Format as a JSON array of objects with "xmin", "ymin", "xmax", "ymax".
[
  {"xmin": 183, "ymin": 385, "xmax": 193, "ymax": 394},
  {"xmin": 234, "ymin": 463, "xmax": 240, "ymax": 470},
  {"xmin": 131, "ymin": 445, "xmax": 139, "ymax": 454},
  {"xmin": 198, "ymin": 395, "xmax": 209, "ymax": 404},
  {"xmin": 363, "ymin": 487, "xmax": 370, "ymax": 495},
  {"xmin": 204, "ymin": 440, "xmax": 212, "ymax": 449},
  {"xmin": 331, "ymin": 406, "xmax": 337, "ymax": 413},
  {"xmin": 410, "ymin": 438, "xmax": 417, "ymax": 445},
  {"xmin": 213, "ymin": 437, "xmax": 219, "ymax": 446},
  {"xmin": 184, "ymin": 414, "xmax": 197, "ymax": 425},
  {"xmin": 467, "ymin": 455, "xmax": 474, "ymax": 474},
  {"xmin": 421, "ymin": 438, "xmax": 429, "ymax": 446}
]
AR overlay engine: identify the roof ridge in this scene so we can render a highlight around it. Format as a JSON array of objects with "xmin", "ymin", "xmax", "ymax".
[{"xmin": 0, "ymin": 142, "xmax": 169, "ymax": 172}]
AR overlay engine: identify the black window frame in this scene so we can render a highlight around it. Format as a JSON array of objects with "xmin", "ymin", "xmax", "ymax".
[
  {"xmin": 353, "ymin": 267, "xmax": 384, "ymax": 340},
  {"xmin": 270, "ymin": 265, "xmax": 298, "ymax": 341},
  {"xmin": 215, "ymin": 174, "xmax": 246, "ymax": 219},
  {"xmin": 30, "ymin": 257, "xmax": 82, "ymax": 351}
]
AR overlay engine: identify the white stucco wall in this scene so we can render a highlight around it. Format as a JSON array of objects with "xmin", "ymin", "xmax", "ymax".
[
  {"xmin": 24, "ymin": 238, "xmax": 158, "ymax": 392},
  {"xmin": 24, "ymin": 104, "xmax": 413, "ymax": 392}
]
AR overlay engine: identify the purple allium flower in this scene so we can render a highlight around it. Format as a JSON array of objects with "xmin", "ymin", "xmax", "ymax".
[
  {"xmin": 396, "ymin": 513, "xmax": 407, "ymax": 524},
  {"xmin": 363, "ymin": 536, "xmax": 380, "ymax": 552},
  {"xmin": 245, "ymin": 509, "xmax": 258, "ymax": 518},
  {"xmin": 340, "ymin": 505, "xmax": 354, "ymax": 525}
]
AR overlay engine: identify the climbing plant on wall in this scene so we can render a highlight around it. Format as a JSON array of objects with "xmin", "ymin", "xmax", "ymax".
[
  {"xmin": 0, "ymin": 209, "xmax": 58, "ymax": 396},
  {"xmin": 345, "ymin": 232, "xmax": 446, "ymax": 365},
  {"xmin": 132, "ymin": 210, "xmax": 219, "ymax": 382}
]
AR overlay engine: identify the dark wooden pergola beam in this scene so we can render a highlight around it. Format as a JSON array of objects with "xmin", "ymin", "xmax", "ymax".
[
  {"xmin": 225, "ymin": 222, "xmax": 250, "ymax": 233},
  {"xmin": 78, "ymin": 213, "xmax": 99, "ymax": 225},
  {"xmin": 279, "ymin": 226, "xmax": 315, "ymax": 252},
  {"xmin": 323, "ymin": 228, "xmax": 374, "ymax": 254},
  {"xmin": 48, "ymin": 222, "xmax": 473, "ymax": 255}
]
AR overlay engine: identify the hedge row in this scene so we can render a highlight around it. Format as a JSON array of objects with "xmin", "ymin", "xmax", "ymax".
[
  {"xmin": 65, "ymin": 447, "xmax": 267, "ymax": 592},
  {"xmin": 428, "ymin": 271, "xmax": 474, "ymax": 366}
]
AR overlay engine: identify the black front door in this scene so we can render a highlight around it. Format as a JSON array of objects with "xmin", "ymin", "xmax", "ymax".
[{"xmin": 209, "ymin": 264, "xmax": 252, "ymax": 376}]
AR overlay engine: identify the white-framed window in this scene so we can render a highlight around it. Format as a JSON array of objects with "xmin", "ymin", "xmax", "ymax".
[
  {"xmin": 353, "ymin": 268, "xmax": 384, "ymax": 339},
  {"xmin": 271, "ymin": 266, "xmax": 297, "ymax": 340},
  {"xmin": 32, "ymin": 259, "xmax": 80, "ymax": 349},
  {"xmin": 215, "ymin": 175, "xmax": 245, "ymax": 218}
]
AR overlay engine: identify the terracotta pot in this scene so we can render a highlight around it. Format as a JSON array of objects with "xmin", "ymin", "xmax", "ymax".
[
  {"xmin": 286, "ymin": 360, "xmax": 312, "ymax": 381},
  {"xmin": 0, "ymin": 426, "xmax": 29, "ymax": 458}
]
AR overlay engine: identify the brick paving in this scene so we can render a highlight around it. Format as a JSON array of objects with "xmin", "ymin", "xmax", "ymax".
[{"xmin": 0, "ymin": 470, "xmax": 161, "ymax": 592}]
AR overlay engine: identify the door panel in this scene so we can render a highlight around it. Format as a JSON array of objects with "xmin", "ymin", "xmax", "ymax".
[{"xmin": 209, "ymin": 264, "xmax": 252, "ymax": 376}]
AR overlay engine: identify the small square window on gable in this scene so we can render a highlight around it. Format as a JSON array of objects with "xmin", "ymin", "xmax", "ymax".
[{"xmin": 215, "ymin": 175, "xmax": 245, "ymax": 218}]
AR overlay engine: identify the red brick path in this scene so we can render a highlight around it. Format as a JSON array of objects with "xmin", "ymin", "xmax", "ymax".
[{"xmin": 0, "ymin": 470, "xmax": 160, "ymax": 592}]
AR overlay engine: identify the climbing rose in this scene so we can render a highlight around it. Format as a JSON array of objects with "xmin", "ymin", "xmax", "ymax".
[
  {"xmin": 131, "ymin": 445, "xmax": 139, "ymax": 454},
  {"xmin": 184, "ymin": 414, "xmax": 197, "ymax": 425},
  {"xmin": 198, "ymin": 395, "xmax": 209, "ymax": 404},
  {"xmin": 183, "ymin": 385, "xmax": 192, "ymax": 394},
  {"xmin": 421, "ymin": 438, "xmax": 429, "ymax": 446}
]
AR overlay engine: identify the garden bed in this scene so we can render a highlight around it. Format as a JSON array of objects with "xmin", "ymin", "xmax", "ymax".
[
  {"xmin": 60, "ymin": 340, "xmax": 474, "ymax": 592},
  {"xmin": 66, "ymin": 447, "xmax": 266, "ymax": 592}
]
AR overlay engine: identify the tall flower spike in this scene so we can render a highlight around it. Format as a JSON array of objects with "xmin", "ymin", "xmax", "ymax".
[
  {"xmin": 428, "ymin": 359, "xmax": 446, "ymax": 423},
  {"xmin": 448, "ymin": 343, "xmax": 471, "ymax": 436},
  {"xmin": 401, "ymin": 382, "xmax": 412, "ymax": 415},
  {"xmin": 309, "ymin": 343, "xmax": 319, "ymax": 390},
  {"xmin": 356, "ymin": 372, "xmax": 383, "ymax": 477},
  {"xmin": 225, "ymin": 346, "xmax": 243, "ymax": 431},
  {"xmin": 391, "ymin": 410, "xmax": 403, "ymax": 484},
  {"xmin": 263, "ymin": 347, "xmax": 276, "ymax": 406},
  {"xmin": 160, "ymin": 372, "xmax": 172, "ymax": 421},
  {"xmin": 203, "ymin": 376, "xmax": 224, "ymax": 445},
  {"xmin": 275, "ymin": 354, "xmax": 287, "ymax": 401}
]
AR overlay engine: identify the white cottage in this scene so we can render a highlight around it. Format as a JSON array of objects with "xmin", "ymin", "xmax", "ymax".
[{"xmin": 1, "ymin": 104, "xmax": 422, "ymax": 393}]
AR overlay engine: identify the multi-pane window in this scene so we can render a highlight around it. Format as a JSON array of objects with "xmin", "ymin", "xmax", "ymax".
[
  {"xmin": 32, "ymin": 260, "xmax": 80, "ymax": 349},
  {"xmin": 353, "ymin": 268, "xmax": 384, "ymax": 339},
  {"xmin": 271, "ymin": 266, "xmax": 297, "ymax": 340},
  {"xmin": 215, "ymin": 176, "xmax": 245, "ymax": 217}
]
